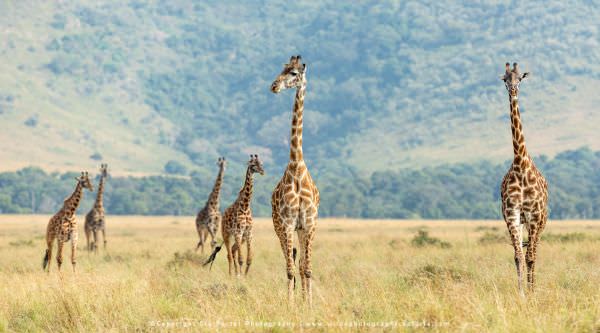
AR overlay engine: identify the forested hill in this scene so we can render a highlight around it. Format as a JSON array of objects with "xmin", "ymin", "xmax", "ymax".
[
  {"xmin": 1, "ymin": 147, "xmax": 599, "ymax": 219},
  {"xmin": 0, "ymin": 1, "xmax": 599, "ymax": 176}
]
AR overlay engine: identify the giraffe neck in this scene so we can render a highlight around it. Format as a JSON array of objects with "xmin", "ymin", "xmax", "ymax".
[
  {"xmin": 237, "ymin": 168, "xmax": 254, "ymax": 211},
  {"xmin": 289, "ymin": 83, "xmax": 306, "ymax": 162},
  {"xmin": 94, "ymin": 175, "xmax": 106, "ymax": 209},
  {"xmin": 509, "ymin": 95, "xmax": 529, "ymax": 161},
  {"xmin": 207, "ymin": 166, "xmax": 225, "ymax": 210},
  {"xmin": 64, "ymin": 182, "xmax": 85, "ymax": 216}
]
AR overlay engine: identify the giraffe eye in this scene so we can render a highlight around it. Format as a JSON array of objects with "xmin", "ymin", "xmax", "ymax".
[{"xmin": 290, "ymin": 71, "xmax": 298, "ymax": 76}]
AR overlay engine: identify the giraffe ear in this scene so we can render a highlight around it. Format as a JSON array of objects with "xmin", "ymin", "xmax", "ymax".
[
  {"xmin": 521, "ymin": 72, "xmax": 529, "ymax": 79},
  {"xmin": 301, "ymin": 63, "xmax": 307, "ymax": 74}
]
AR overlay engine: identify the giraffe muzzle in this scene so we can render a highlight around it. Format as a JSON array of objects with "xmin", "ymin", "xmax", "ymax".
[{"xmin": 271, "ymin": 82, "xmax": 282, "ymax": 93}]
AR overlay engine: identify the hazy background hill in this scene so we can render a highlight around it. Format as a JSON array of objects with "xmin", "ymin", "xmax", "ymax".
[{"xmin": 1, "ymin": 0, "xmax": 599, "ymax": 177}]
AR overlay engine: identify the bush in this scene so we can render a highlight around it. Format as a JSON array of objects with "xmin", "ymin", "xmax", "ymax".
[{"xmin": 164, "ymin": 160, "xmax": 187, "ymax": 175}]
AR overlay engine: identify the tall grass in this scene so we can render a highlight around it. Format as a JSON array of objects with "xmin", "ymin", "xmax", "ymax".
[{"xmin": 0, "ymin": 216, "xmax": 599, "ymax": 332}]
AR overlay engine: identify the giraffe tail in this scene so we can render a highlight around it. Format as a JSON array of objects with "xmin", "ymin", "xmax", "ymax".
[
  {"xmin": 42, "ymin": 249, "xmax": 50, "ymax": 270},
  {"xmin": 203, "ymin": 243, "xmax": 223, "ymax": 271}
]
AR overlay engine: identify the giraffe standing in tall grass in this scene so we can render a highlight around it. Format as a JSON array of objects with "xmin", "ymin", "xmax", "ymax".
[
  {"xmin": 43, "ymin": 172, "xmax": 94, "ymax": 272},
  {"xmin": 196, "ymin": 157, "xmax": 226, "ymax": 253},
  {"xmin": 85, "ymin": 163, "xmax": 109, "ymax": 253},
  {"xmin": 500, "ymin": 62, "xmax": 549, "ymax": 295},
  {"xmin": 221, "ymin": 155, "xmax": 264, "ymax": 276},
  {"xmin": 270, "ymin": 55, "xmax": 320, "ymax": 305}
]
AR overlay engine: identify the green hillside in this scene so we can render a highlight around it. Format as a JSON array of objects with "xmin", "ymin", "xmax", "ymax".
[{"xmin": 0, "ymin": 1, "xmax": 599, "ymax": 176}]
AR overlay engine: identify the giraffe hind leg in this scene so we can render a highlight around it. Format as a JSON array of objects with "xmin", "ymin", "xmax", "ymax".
[
  {"xmin": 56, "ymin": 241, "xmax": 65, "ymax": 272},
  {"xmin": 43, "ymin": 236, "xmax": 54, "ymax": 271},
  {"xmin": 101, "ymin": 224, "xmax": 107, "ymax": 249}
]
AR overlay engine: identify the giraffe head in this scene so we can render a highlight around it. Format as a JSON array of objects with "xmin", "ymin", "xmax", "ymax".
[
  {"xmin": 501, "ymin": 62, "xmax": 529, "ymax": 99},
  {"xmin": 270, "ymin": 55, "xmax": 306, "ymax": 93},
  {"xmin": 100, "ymin": 163, "xmax": 109, "ymax": 178},
  {"xmin": 217, "ymin": 157, "xmax": 227, "ymax": 170},
  {"xmin": 76, "ymin": 171, "xmax": 94, "ymax": 191},
  {"xmin": 247, "ymin": 154, "xmax": 265, "ymax": 176}
]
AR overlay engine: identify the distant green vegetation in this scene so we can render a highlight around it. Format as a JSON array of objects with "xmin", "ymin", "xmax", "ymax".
[{"xmin": 0, "ymin": 147, "xmax": 598, "ymax": 219}]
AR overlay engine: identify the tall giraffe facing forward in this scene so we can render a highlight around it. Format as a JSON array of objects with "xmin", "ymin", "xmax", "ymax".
[
  {"xmin": 85, "ymin": 163, "xmax": 109, "ymax": 253},
  {"xmin": 43, "ymin": 172, "xmax": 94, "ymax": 272},
  {"xmin": 500, "ymin": 62, "xmax": 548, "ymax": 295},
  {"xmin": 221, "ymin": 155, "xmax": 264, "ymax": 276},
  {"xmin": 196, "ymin": 157, "xmax": 226, "ymax": 253},
  {"xmin": 270, "ymin": 55, "xmax": 320, "ymax": 305}
]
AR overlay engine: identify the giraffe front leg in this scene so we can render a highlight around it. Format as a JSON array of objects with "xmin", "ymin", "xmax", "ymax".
[
  {"xmin": 297, "ymin": 230, "xmax": 307, "ymax": 297},
  {"xmin": 505, "ymin": 209, "xmax": 525, "ymax": 297},
  {"xmin": 196, "ymin": 226, "xmax": 204, "ymax": 253},
  {"xmin": 92, "ymin": 230, "xmax": 99, "ymax": 254},
  {"xmin": 244, "ymin": 232, "xmax": 253, "ymax": 276},
  {"xmin": 302, "ymin": 221, "xmax": 317, "ymax": 307},
  {"xmin": 71, "ymin": 233, "xmax": 78, "ymax": 273},
  {"xmin": 233, "ymin": 233, "xmax": 243, "ymax": 277},
  {"xmin": 223, "ymin": 233, "xmax": 234, "ymax": 276},
  {"xmin": 101, "ymin": 223, "xmax": 107, "ymax": 250},
  {"xmin": 85, "ymin": 227, "xmax": 91, "ymax": 252},
  {"xmin": 210, "ymin": 216, "xmax": 221, "ymax": 249},
  {"xmin": 282, "ymin": 227, "xmax": 295, "ymax": 304},
  {"xmin": 44, "ymin": 237, "xmax": 55, "ymax": 273}
]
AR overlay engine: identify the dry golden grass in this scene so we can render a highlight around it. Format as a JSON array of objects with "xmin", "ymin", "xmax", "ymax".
[{"xmin": 0, "ymin": 215, "xmax": 599, "ymax": 332}]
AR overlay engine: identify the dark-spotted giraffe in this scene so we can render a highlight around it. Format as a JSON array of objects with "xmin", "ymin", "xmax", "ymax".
[
  {"xmin": 85, "ymin": 163, "xmax": 109, "ymax": 253},
  {"xmin": 43, "ymin": 172, "xmax": 94, "ymax": 272},
  {"xmin": 221, "ymin": 155, "xmax": 264, "ymax": 276},
  {"xmin": 196, "ymin": 157, "xmax": 226, "ymax": 253},
  {"xmin": 270, "ymin": 55, "xmax": 320, "ymax": 306},
  {"xmin": 500, "ymin": 62, "xmax": 549, "ymax": 296}
]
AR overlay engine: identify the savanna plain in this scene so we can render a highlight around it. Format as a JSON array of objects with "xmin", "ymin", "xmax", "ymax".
[{"xmin": 0, "ymin": 216, "xmax": 599, "ymax": 332}]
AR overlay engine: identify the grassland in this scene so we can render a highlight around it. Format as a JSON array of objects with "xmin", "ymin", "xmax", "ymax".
[{"xmin": 0, "ymin": 215, "xmax": 599, "ymax": 332}]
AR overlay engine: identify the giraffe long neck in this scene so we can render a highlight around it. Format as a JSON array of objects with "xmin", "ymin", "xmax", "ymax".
[
  {"xmin": 509, "ymin": 95, "xmax": 528, "ymax": 160},
  {"xmin": 207, "ymin": 166, "xmax": 225, "ymax": 209},
  {"xmin": 289, "ymin": 83, "xmax": 306, "ymax": 162},
  {"xmin": 237, "ymin": 168, "xmax": 254, "ymax": 211},
  {"xmin": 64, "ymin": 182, "xmax": 84, "ymax": 216},
  {"xmin": 94, "ymin": 175, "xmax": 106, "ymax": 209}
]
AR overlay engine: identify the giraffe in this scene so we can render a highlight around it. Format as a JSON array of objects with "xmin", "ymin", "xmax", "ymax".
[
  {"xmin": 195, "ymin": 157, "xmax": 226, "ymax": 253},
  {"xmin": 85, "ymin": 163, "xmax": 109, "ymax": 253},
  {"xmin": 43, "ymin": 171, "xmax": 94, "ymax": 272},
  {"xmin": 270, "ymin": 55, "xmax": 320, "ymax": 305},
  {"xmin": 500, "ymin": 62, "xmax": 549, "ymax": 296},
  {"xmin": 221, "ymin": 155, "xmax": 264, "ymax": 276}
]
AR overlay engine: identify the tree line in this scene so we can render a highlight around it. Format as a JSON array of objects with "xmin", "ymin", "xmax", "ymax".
[{"xmin": 0, "ymin": 148, "xmax": 598, "ymax": 219}]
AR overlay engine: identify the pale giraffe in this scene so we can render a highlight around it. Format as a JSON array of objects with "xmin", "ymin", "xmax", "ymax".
[
  {"xmin": 270, "ymin": 55, "xmax": 320, "ymax": 305},
  {"xmin": 196, "ymin": 157, "xmax": 226, "ymax": 253},
  {"xmin": 43, "ymin": 172, "xmax": 94, "ymax": 272},
  {"xmin": 85, "ymin": 163, "xmax": 109, "ymax": 253},
  {"xmin": 220, "ymin": 155, "xmax": 264, "ymax": 276},
  {"xmin": 500, "ymin": 62, "xmax": 549, "ymax": 295}
]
